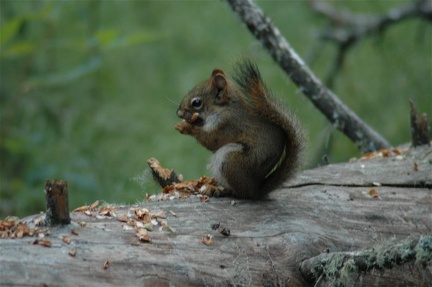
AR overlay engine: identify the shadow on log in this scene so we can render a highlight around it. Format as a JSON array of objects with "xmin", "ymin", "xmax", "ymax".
[{"xmin": 0, "ymin": 145, "xmax": 431, "ymax": 286}]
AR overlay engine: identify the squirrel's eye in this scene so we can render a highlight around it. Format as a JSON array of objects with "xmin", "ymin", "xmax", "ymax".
[{"xmin": 191, "ymin": 97, "xmax": 202, "ymax": 110}]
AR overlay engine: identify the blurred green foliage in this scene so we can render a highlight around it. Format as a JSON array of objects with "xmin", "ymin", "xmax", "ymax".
[{"xmin": 1, "ymin": 0, "xmax": 430, "ymax": 218}]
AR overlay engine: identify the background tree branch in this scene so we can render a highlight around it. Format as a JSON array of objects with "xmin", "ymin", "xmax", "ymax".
[
  {"xmin": 308, "ymin": 0, "xmax": 432, "ymax": 88},
  {"xmin": 226, "ymin": 0, "xmax": 393, "ymax": 152}
]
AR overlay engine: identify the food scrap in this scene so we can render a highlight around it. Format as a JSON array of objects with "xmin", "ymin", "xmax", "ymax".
[
  {"xmin": 190, "ymin": 112, "xmax": 200, "ymax": 123},
  {"xmin": 119, "ymin": 207, "xmax": 176, "ymax": 244},
  {"xmin": 68, "ymin": 248, "xmax": 77, "ymax": 257},
  {"xmin": 0, "ymin": 217, "xmax": 49, "ymax": 239},
  {"xmin": 72, "ymin": 201, "xmax": 117, "ymax": 219},
  {"xmin": 369, "ymin": 188, "xmax": 379, "ymax": 198},
  {"xmin": 198, "ymin": 194, "xmax": 210, "ymax": 202},
  {"xmin": 73, "ymin": 200, "xmax": 99, "ymax": 213},
  {"xmin": 103, "ymin": 259, "xmax": 110, "ymax": 270},
  {"xmin": 32, "ymin": 238, "xmax": 52, "ymax": 247},
  {"xmin": 97, "ymin": 205, "xmax": 117, "ymax": 217},
  {"xmin": 147, "ymin": 176, "xmax": 224, "ymax": 202},
  {"xmin": 138, "ymin": 235, "xmax": 152, "ymax": 243},
  {"xmin": 136, "ymin": 227, "xmax": 152, "ymax": 243},
  {"xmin": 359, "ymin": 148, "xmax": 408, "ymax": 161},
  {"xmin": 90, "ymin": 200, "xmax": 100, "ymax": 211},
  {"xmin": 202, "ymin": 234, "xmax": 213, "ymax": 246},
  {"xmin": 62, "ymin": 236, "xmax": 71, "ymax": 244},
  {"xmin": 147, "ymin": 157, "xmax": 225, "ymax": 201}
]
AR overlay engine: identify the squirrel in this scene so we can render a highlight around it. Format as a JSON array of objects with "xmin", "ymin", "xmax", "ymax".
[{"xmin": 175, "ymin": 60, "xmax": 304, "ymax": 199}]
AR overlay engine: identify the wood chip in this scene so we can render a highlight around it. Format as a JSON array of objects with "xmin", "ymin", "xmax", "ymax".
[
  {"xmin": 62, "ymin": 236, "xmax": 71, "ymax": 244},
  {"xmin": 0, "ymin": 220, "xmax": 48, "ymax": 239},
  {"xmin": 138, "ymin": 235, "xmax": 152, "ymax": 243},
  {"xmin": 360, "ymin": 148, "xmax": 410, "ymax": 161},
  {"xmin": 202, "ymin": 234, "xmax": 213, "ymax": 246},
  {"xmin": 117, "ymin": 214, "xmax": 128, "ymax": 222},
  {"xmin": 33, "ymin": 239, "xmax": 52, "ymax": 247},
  {"xmin": 148, "ymin": 158, "xmax": 224, "ymax": 199},
  {"xmin": 72, "ymin": 205, "xmax": 89, "ymax": 213},
  {"xmin": 68, "ymin": 248, "xmax": 77, "ymax": 257},
  {"xmin": 98, "ymin": 206, "xmax": 116, "ymax": 216},
  {"xmin": 136, "ymin": 228, "xmax": 148, "ymax": 236},
  {"xmin": 103, "ymin": 259, "xmax": 109, "ymax": 269},
  {"xmin": 90, "ymin": 200, "xmax": 100, "ymax": 211},
  {"xmin": 369, "ymin": 188, "xmax": 379, "ymax": 198}
]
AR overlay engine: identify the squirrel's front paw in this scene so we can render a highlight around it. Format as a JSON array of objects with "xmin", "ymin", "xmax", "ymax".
[{"xmin": 175, "ymin": 120, "xmax": 194, "ymax": 134}]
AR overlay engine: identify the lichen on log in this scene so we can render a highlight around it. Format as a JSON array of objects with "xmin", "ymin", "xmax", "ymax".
[{"xmin": 299, "ymin": 235, "xmax": 432, "ymax": 286}]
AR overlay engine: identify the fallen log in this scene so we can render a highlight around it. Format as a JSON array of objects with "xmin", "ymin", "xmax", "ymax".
[{"xmin": 0, "ymin": 145, "xmax": 431, "ymax": 286}]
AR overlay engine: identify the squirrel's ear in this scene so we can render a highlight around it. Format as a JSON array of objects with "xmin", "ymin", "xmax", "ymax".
[
  {"xmin": 211, "ymin": 68, "xmax": 225, "ymax": 78},
  {"xmin": 211, "ymin": 69, "xmax": 227, "ymax": 94}
]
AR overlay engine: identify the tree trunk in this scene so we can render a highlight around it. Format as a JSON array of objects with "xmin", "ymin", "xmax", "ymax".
[{"xmin": 0, "ymin": 145, "xmax": 431, "ymax": 287}]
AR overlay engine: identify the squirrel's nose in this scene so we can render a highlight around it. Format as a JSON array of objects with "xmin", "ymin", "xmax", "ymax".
[{"xmin": 177, "ymin": 109, "xmax": 184, "ymax": 118}]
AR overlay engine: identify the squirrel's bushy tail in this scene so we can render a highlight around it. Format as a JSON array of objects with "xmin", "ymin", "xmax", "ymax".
[{"xmin": 234, "ymin": 60, "xmax": 305, "ymax": 196}]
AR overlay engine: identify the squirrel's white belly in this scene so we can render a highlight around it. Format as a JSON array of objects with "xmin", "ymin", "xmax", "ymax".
[{"xmin": 209, "ymin": 143, "xmax": 243, "ymax": 189}]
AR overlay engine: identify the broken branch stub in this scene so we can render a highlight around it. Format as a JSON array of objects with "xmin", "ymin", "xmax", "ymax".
[
  {"xmin": 44, "ymin": 180, "xmax": 70, "ymax": 226},
  {"xmin": 147, "ymin": 158, "xmax": 181, "ymax": 188},
  {"xmin": 410, "ymin": 100, "xmax": 430, "ymax": 147},
  {"xmin": 225, "ymin": 0, "xmax": 391, "ymax": 152}
]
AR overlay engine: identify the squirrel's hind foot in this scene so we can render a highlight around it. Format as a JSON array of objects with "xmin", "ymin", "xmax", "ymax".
[{"xmin": 200, "ymin": 185, "xmax": 232, "ymax": 198}]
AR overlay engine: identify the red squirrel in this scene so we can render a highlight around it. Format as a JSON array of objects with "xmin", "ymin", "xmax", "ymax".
[{"xmin": 175, "ymin": 60, "xmax": 304, "ymax": 199}]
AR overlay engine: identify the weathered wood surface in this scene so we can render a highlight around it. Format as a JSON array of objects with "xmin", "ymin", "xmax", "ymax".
[{"xmin": 0, "ymin": 145, "xmax": 431, "ymax": 287}]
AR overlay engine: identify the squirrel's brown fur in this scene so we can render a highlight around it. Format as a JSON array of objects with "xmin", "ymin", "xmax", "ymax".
[{"xmin": 175, "ymin": 60, "xmax": 304, "ymax": 199}]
